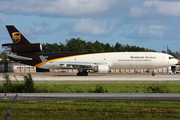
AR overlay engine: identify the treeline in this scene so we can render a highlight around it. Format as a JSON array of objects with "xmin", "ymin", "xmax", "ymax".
[
  {"xmin": 161, "ymin": 46, "xmax": 180, "ymax": 58},
  {"xmin": 0, "ymin": 38, "xmax": 179, "ymax": 59},
  {"xmin": 41, "ymin": 38, "xmax": 156, "ymax": 53}
]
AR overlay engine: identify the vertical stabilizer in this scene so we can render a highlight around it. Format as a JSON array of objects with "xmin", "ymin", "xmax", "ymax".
[
  {"xmin": 6, "ymin": 25, "xmax": 31, "ymax": 45},
  {"xmin": 2, "ymin": 25, "xmax": 42, "ymax": 53}
]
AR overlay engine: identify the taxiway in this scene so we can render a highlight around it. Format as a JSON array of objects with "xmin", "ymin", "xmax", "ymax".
[
  {"xmin": 1, "ymin": 93, "xmax": 180, "ymax": 101},
  {"xmin": 0, "ymin": 73, "xmax": 180, "ymax": 82}
]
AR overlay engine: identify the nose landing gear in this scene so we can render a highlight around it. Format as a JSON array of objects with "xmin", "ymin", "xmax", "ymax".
[{"xmin": 152, "ymin": 71, "xmax": 155, "ymax": 76}]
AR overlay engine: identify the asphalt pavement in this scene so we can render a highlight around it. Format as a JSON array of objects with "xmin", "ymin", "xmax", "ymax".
[
  {"xmin": 0, "ymin": 72, "xmax": 180, "ymax": 82},
  {"xmin": 1, "ymin": 93, "xmax": 180, "ymax": 101}
]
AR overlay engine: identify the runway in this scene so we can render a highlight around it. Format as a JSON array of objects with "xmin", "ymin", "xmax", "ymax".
[
  {"xmin": 0, "ymin": 73, "xmax": 180, "ymax": 82},
  {"xmin": 1, "ymin": 93, "xmax": 180, "ymax": 101}
]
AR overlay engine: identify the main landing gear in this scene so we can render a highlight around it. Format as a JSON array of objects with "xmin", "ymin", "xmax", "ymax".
[
  {"xmin": 152, "ymin": 71, "xmax": 155, "ymax": 76},
  {"xmin": 77, "ymin": 70, "xmax": 88, "ymax": 76}
]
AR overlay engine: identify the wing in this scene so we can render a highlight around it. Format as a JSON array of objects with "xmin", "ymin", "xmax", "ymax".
[
  {"xmin": 39, "ymin": 55, "xmax": 97, "ymax": 69},
  {"xmin": 53, "ymin": 62, "xmax": 96, "ymax": 69}
]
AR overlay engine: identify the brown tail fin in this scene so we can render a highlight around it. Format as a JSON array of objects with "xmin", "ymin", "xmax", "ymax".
[
  {"xmin": 6, "ymin": 25, "xmax": 31, "ymax": 45},
  {"xmin": 2, "ymin": 25, "xmax": 42, "ymax": 53}
]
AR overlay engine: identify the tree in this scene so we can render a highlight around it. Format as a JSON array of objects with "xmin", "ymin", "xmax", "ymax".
[
  {"xmin": 41, "ymin": 43, "xmax": 59, "ymax": 53},
  {"xmin": 120, "ymin": 45, "xmax": 125, "ymax": 52},
  {"xmin": 129, "ymin": 46, "xmax": 137, "ymax": 52},
  {"xmin": 86, "ymin": 42, "xmax": 96, "ymax": 52},
  {"xmin": 161, "ymin": 50, "xmax": 166, "ymax": 53},
  {"xmin": 115, "ymin": 42, "xmax": 122, "ymax": 52},
  {"xmin": 176, "ymin": 51, "xmax": 180, "ymax": 59},
  {"xmin": 0, "ymin": 51, "xmax": 8, "ymax": 60},
  {"xmin": 145, "ymin": 48, "xmax": 156, "ymax": 52},
  {"xmin": 66, "ymin": 38, "xmax": 86, "ymax": 52},
  {"xmin": 51, "ymin": 43, "xmax": 60, "ymax": 52},
  {"xmin": 167, "ymin": 47, "xmax": 176, "ymax": 58},
  {"xmin": 39, "ymin": 38, "xmax": 159, "ymax": 53},
  {"xmin": 93, "ymin": 40, "xmax": 105, "ymax": 52},
  {"xmin": 125, "ymin": 44, "xmax": 130, "ymax": 51},
  {"xmin": 59, "ymin": 42, "xmax": 68, "ymax": 52},
  {"xmin": 105, "ymin": 43, "xmax": 111, "ymax": 52},
  {"xmin": 139, "ymin": 47, "xmax": 145, "ymax": 52}
]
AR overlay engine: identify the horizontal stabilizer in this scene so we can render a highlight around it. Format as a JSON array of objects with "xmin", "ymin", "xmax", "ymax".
[{"xmin": 8, "ymin": 54, "xmax": 32, "ymax": 60}]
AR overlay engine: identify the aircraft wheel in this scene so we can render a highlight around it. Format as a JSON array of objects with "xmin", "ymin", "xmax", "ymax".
[
  {"xmin": 77, "ymin": 72, "xmax": 82, "ymax": 76},
  {"xmin": 77, "ymin": 72, "xmax": 80, "ymax": 76},
  {"xmin": 82, "ymin": 72, "xmax": 88, "ymax": 76},
  {"xmin": 82, "ymin": 72, "xmax": 85, "ymax": 76},
  {"xmin": 77, "ymin": 70, "xmax": 88, "ymax": 76},
  {"xmin": 152, "ymin": 72, "xmax": 155, "ymax": 76}
]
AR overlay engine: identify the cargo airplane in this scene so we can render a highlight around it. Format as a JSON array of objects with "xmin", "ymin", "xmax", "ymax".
[{"xmin": 2, "ymin": 25, "xmax": 178, "ymax": 76}]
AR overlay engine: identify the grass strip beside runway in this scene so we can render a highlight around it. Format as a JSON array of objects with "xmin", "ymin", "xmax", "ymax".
[
  {"xmin": 0, "ymin": 74, "xmax": 180, "ymax": 93},
  {"xmin": 0, "ymin": 100, "xmax": 180, "ymax": 120},
  {"xmin": 34, "ymin": 82, "xmax": 180, "ymax": 93},
  {"xmin": 1, "ymin": 82, "xmax": 180, "ymax": 93}
]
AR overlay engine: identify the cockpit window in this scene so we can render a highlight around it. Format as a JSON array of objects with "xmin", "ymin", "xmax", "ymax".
[{"xmin": 169, "ymin": 57, "xmax": 175, "ymax": 59}]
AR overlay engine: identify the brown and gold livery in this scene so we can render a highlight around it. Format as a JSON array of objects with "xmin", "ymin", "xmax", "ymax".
[
  {"xmin": 12, "ymin": 32, "xmax": 21, "ymax": 43},
  {"xmin": 2, "ymin": 26, "xmax": 42, "ymax": 53},
  {"xmin": 2, "ymin": 25, "xmax": 99, "ymax": 68}
]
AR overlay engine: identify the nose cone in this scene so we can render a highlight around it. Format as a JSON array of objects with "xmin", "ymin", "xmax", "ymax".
[
  {"xmin": 175, "ymin": 59, "xmax": 179, "ymax": 65},
  {"xmin": 169, "ymin": 58, "xmax": 178, "ymax": 66}
]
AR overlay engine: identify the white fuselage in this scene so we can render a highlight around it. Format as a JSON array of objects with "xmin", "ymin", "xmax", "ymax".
[{"xmin": 39, "ymin": 52, "xmax": 178, "ymax": 70}]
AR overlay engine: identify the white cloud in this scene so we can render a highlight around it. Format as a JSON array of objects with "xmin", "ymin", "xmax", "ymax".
[
  {"xmin": 138, "ymin": 25, "xmax": 167, "ymax": 38},
  {"xmin": 135, "ymin": 25, "xmax": 169, "ymax": 38},
  {"xmin": 16, "ymin": 27, "xmax": 36, "ymax": 39},
  {"xmin": 130, "ymin": 7, "xmax": 146, "ymax": 17},
  {"xmin": 72, "ymin": 18, "xmax": 116, "ymax": 35},
  {"xmin": 0, "ymin": 0, "xmax": 112, "ymax": 16},
  {"xmin": 35, "ymin": 26, "xmax": 45, "ymax": 32},
  {"xmin": 51, "ymin": 0, "xmax": 109, "ymax": 15},
  {"xmin": 144, "ymin": 1, "xmax": 180, "ymax": 16},
  {"xmin": 0, "ymin": 13, "xmax": 8, "ymax": 22}
]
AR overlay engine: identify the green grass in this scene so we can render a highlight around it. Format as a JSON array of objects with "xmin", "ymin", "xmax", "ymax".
[
  {"xmin": 1, "ymin": 100, "xmax": 180, "ymax": 119},
  {"xmin": 1, "ymin": 82, "xmax": 180, "ymax": 93},
  {"xmin": 0, "ymin": 74, "xmax": 35, "ymax": 93},
  {"xmin": 1, "ymin": 73, "xmax": 180, "ymax": 93},
  {"xmin": 32, "ymin": 82, "xmax": 179, "ymax": 93}
]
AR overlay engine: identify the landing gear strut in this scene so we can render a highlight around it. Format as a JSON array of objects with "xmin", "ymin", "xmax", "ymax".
[
  {"xmin": 152, "ymin": 71, "xmax": 155, "ymax": 76},
  {"xmin": 77, "ymin": 70, "xmax": 88, "ymax": 76}
]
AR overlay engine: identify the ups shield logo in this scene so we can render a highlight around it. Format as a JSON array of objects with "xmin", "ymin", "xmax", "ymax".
[{"xmin": 12, "ymin": 32, "xmax": 21, "ymax": 43}]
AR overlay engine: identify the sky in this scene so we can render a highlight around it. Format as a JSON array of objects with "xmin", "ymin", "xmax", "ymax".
[{"xmin": 0, "ymin": 0, "xmax": 180, "ymax": 52}]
